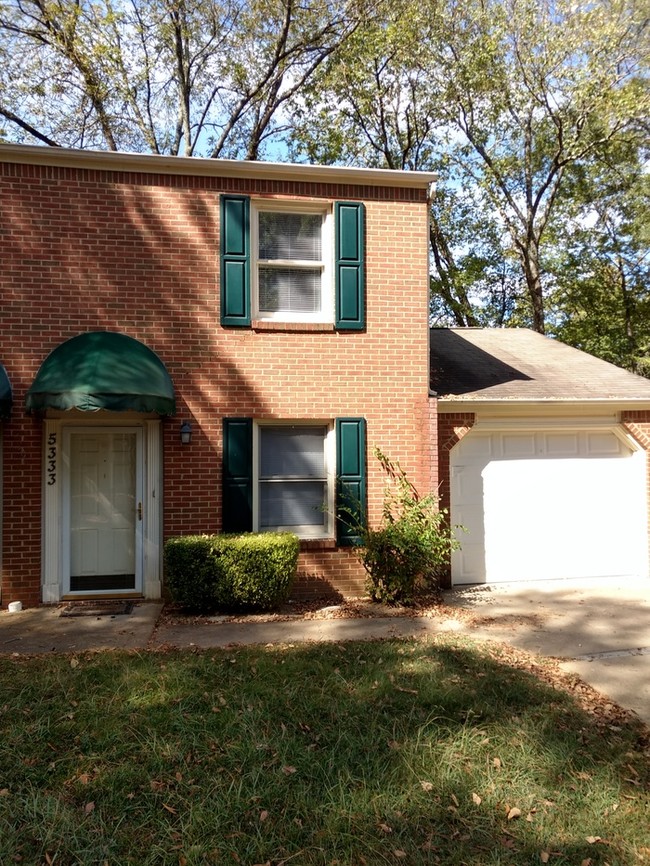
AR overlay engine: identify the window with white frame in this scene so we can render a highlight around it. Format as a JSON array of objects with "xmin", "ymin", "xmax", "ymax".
[
  {"xmin": 255, "ymin": 424, "xmax": 334, "ymax": 537},
  {"xmin": 253, "ymin": 203, "xmax": 332, "ymax": 322}
]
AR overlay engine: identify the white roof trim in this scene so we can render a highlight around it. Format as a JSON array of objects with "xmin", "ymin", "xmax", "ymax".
[
  {"xmin": 435, "ymin": 398, "xmax": 650, "ymax": 412},
  {"xmin": 0, "ymin": 143, "xmax": 437, "ymax": 189}
]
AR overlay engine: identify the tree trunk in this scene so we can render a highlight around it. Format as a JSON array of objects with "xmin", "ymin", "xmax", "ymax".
[{"xmin": 518, "ymin": 237, "xmax": 545, "ymax": 334}]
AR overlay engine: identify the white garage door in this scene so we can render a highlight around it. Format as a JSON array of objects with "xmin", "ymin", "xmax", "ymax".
[{"xmin": 450, "ymin": 426, "xmax": 648, "ymax": 584}]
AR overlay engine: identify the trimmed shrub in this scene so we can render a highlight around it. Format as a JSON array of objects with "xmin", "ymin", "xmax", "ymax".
[
  {"xmin": 164, "ymin": 532, "xmax": 299, "ymax": 613},
  {"xmin": 163, "ymin": 535, "xmax": 220, "ymax": 612}
]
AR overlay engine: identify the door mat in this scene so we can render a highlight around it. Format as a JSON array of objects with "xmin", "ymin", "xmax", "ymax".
[{"xmin": 59, "ymin": 601, "xmax": 135, "ymax": 618}]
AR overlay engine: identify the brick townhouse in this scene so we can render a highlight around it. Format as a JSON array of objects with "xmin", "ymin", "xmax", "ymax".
[{"xmin": 0, "ymin": 144, "xmax": 437, "ymax": 608}]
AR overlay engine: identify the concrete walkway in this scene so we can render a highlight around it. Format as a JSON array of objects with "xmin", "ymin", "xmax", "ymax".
[{"xmin": 1, "ymin": 576, "xmax": 648, "ymax": 725}]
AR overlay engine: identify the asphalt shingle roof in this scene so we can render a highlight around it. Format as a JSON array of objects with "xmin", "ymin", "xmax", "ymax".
[{"xmin": 430, "ymin": 328, "xmax": 650, "ymax": 401}]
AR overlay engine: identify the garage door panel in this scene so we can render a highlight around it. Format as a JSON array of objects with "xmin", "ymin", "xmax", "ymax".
[
  {"xmin": 451, "ymin": 465, "xmax": 484, "ymax": 504},
  {"xmin": 586, "ymin": 431, "xmax": 624, "ymax": 455},
  {"xmin": 501, "ymin": 433, "xmax": 536, "ymax": 457},
  {"xmin": 543, "ymin": 432, "xmax": 579, "ymax": 454},
  {"xmin": 450, "ymin": 427, "xmax": 648, "ymax": 585}
]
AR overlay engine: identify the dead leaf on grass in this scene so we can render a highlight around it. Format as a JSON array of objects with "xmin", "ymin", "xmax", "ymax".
[
  {"xmin": 507, "ymin": 807, "xmax": 521, "ymax": 821},
  {"xmin": 281, "ymin": 766, "xmax": 297, "ymax": 775},
  {"xmin": 83, "ymin": 801, "xmax": 95, "ymax": 815},
  {"xmin": 420, "ymin": 781, "xmax": 434, "ymax": 792},
  {"xmin": 259, "ymin": 810, "xmax": 269, "ymax": 822},
  {"xmin": 378, "ymin": 823, "xmax": 393, "ymax": 834},
  {"xmin": 493, "ymin": 757, "xmax": 502, "ymax": 769},
  {"xmin": 540, "ymin": 853, "xmax": 550, "ymax": 864},
  {"xmin": 162, "ymin": 803, "xmax": 177, "ymax": 814},
  {"xmin": 472, "ymin": 792, "xmax": 482, "ymax": 805},
  {"xmin": 393, "ymin": 850, "xmax": 407, "ymax": 859}
]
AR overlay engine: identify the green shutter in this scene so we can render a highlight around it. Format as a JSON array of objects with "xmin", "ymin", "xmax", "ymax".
[
  {"xmin": 222, "ymin": 418, "xmax": 253, "ymax": 532},
  {"xmin": 335, "ymin": 201, "xmax": 365, "ymax": 330},
  {"xmin": 220, "ymin": 195, "xmax": 251, "ymax": 327},
  {"xmin": 336, "ymin": 417, "xmax": 367, "ymax": 545}
]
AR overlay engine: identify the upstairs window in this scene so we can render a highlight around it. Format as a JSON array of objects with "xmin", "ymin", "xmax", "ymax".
[
  {"xmin": 220, "ymin": 195, "xmax": 365, "ymax": 330},
  {"xmin": 254, "ymin": 205, "xmax": 331, "ymax": 322}
]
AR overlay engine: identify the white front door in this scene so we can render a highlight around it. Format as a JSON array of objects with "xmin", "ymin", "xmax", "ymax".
[{"xmin": 64, "ymin": 428, "xmax": 143, "ymax": 594}]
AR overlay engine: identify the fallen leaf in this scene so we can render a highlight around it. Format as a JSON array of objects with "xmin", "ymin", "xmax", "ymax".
[
  {"xmin": 580, "ymin": 859, "xmax": 593, "ymax": 866},
  {"xmin": 586, "ymin": 836, "xmax": 601, "ymax": 844},
  {"xmin": 0, "ymin": 788, "xmax": 9, "ymax": 796},
  {"xmin": 493, "ymin": 757, "xmax": 502, "ymax": 769},
  {"xmin": 472, "ymin": 792, "xmax": 482, "ymax": 805},
  {"xmin": 450, "ymin": 793, "xmax": 459, "ymax": 807},
  {"xmin": 281, "ymin": 766, "xmax": 297, "ymax": 775},
  {"xmin": 83, "ymin": 801, "xmax": 95, "ymax": 815},
  {"xmin": 70, "ymin": 658, "xmax": 79, "ymax": 669},
  {"xmin": 540, "ymin": 853, "xmax": 550, "ymax": 864},
  {"xmin": 420, "ymin": 781, "xmax": 434, "ymax": 792},
  {"xmin": 162, "ymin": 803, "xmax": 177, "ymax": 814},
  {"xmin": 393, "ymin": 851, "xmax": 407, "ymax": 859},
  {"xmin": 259, "ymin": 810, "xmax": 269, "ymax": 822},
  {"xmin": 78, "ymin": 774, "xmax": 90, "ymax": 785},
  {"xmin": 378, "ymin": 823, "xmax": 393, "ymax": 834},
  {"xmin": 507, "ymin": 807, "xmax": 521, "ymax": 821}
]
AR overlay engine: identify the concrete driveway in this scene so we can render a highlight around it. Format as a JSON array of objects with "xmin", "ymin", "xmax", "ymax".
[{"xmin": 442, "ymin": 576, "xmax": 650, "ymax": 725}]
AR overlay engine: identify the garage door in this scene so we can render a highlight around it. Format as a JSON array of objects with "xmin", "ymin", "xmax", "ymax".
[{"xmin": 450, "ymin": 426, "xmax": 648, "ymax": 584}]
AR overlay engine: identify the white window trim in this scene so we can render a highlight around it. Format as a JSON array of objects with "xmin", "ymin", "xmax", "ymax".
[
  {"xmin": 251, "ymin": 200, "xmax": 333, "ymax": 323},
  {"xmin": 252, "ymin": 421, "xmax": 335, "ymax": 539}
]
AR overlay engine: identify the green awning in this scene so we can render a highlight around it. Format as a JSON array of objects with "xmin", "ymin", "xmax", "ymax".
[
  {"xmin": 26, "ymin": 332, "xmax": 176, "ymax": 415},
  {"xmin": 0, "ymin": 363, "xmax": 12, "ymax": 420}
]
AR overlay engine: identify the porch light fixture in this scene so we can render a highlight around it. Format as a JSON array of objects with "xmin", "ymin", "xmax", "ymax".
[{"xmin": 180, "ymin": 421, "xmax": 192, "ymax": 445}]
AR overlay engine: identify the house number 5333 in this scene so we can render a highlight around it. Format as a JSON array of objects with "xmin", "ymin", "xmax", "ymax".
[{"xmin": 47, "ymin": 432, "xmax": 57, "ymax": 485}]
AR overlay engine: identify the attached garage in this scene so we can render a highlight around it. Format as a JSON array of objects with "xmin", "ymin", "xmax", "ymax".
[{"xmin": 431, "ymin": 328, "xmax": 650, "ymax": 587}]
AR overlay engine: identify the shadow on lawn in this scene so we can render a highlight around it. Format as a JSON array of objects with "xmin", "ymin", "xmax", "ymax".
[{"xmin": 0, "ymin": 638, "xmax": 648, "ymax": 865}]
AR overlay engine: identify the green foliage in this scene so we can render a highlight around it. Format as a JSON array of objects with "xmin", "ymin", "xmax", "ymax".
[
  {"xmin": 290, "ymin": 0, "xmax": 649, "ymax": 338},
  {"xmin": 354, "ymin": 448, "xmax": 460, "ymax": 604},
  {"xmin": 164, "ymin": 532, "xmax": 299, "ymax": 612}
]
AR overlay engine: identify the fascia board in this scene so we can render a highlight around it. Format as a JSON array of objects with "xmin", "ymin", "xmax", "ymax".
[{"xmin": 0, "ymin": 143, "xmax": 437, "ymax": 190}]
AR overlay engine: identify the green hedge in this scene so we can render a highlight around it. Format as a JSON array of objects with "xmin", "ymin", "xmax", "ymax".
[{"xmin": 163, "ymin": 532, "xmax": 299, "ymax": 613}]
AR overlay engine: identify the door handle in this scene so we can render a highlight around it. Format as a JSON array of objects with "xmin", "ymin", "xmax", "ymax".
[{"xmin": 137, "ymin": 502, "xmax": 143, "ymax": 521}]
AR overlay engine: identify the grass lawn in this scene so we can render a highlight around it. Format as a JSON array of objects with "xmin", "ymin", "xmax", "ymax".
[{"xmin": 0, "ymin": 636, "xmax": 648, "ymax": 865}]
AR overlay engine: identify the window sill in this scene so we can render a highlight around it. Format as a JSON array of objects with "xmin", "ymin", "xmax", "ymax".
[
  {"xmin": 299, "ymin": 537, "xmax": 337, "ymax": 551},
  {"xmin": 252, "ymin": 320, "xmax": 336, "ymax": 333}
]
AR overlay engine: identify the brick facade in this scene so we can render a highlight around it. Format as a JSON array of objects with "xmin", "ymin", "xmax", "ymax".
[{"xmin": 0, "ymin": 151, "xmax": 434, "ymax": 606}]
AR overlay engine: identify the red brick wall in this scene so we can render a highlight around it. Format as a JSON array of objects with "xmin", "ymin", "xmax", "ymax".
[
  {"xmin": 0, "ymin": 160, "xmax": 432, "ymax": 605},
  {"xmin": 436, "ymin": 412, "xmax": 476, "ymax": 515},
  {"xmin": 435, "ymin": 411, "xmax": 476, "ymax": 588}
]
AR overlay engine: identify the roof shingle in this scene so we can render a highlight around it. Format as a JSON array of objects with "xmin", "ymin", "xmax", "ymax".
[{"xmin": 430, "ymin": 328, "xmax": 650, "ymax": 401}]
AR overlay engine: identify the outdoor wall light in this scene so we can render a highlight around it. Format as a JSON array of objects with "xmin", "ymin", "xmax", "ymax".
[{"xmin": 180, "ymin": 421, "xmax": 192, "ymax": 445}]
